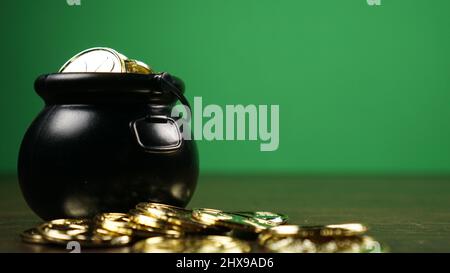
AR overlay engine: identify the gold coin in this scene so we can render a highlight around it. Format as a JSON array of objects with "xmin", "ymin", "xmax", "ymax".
[
  {"xmin": 96, "ymin": 212, "xmax": 179, "ymax": 238},
  {"xmin": 231, "ymin": 211, "xmax": 288, "ymax": 226},
  {"xmin": 258, "ymin": 224, "xmax": 368, "ymax": 245},
  {"xmin": 125, "ymin": 59, "xmax": 153, "ymax": 74},
  {"xmin": 325, "ymin": 223, "xmax": 368, "ymax": 236},
  {"xmin": 128, "ymin": 209, "xmax": 184, "ymax": 236},
  {"xmin": 262, "ymin": 235, "xmax": 381, "ymax": 253},
  {"xmin": 136, "ymin": 202, "xmax": 191, "ymax": 216},
  {"xmin": 37, "ymin": 219, "xmax": 132, "ymax": 247},
  {"xmin": 132, "ymin": 235, "xmax": 251, "ymax": 253},
  {"xmin": 59, "ymin": 47, "xmax": 153, "ymax": 74},
  {"xmin": 192, "ymin": 208, "xmax": 271, "ymax": 233},
  {"xmin": 59, "ymin": 47, "xmax": 126, "ymax": 73},
  {"xmin": 20, "ymin": 228, "xmax": 47, "ymax": 244},
  {"xmin": 135, "ymin": 203, "xmax": 219, "ymax": 233}
]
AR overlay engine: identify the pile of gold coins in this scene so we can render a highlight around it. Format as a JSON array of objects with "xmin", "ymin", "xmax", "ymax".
[{"xmin": 21, "ymin": 202, "xmax": 383, "ymax": 253}]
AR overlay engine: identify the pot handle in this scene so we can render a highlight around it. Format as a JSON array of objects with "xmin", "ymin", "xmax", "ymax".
[{"xmin": 132, "ymin": 73, "xmax": 191, "ymax": 152}]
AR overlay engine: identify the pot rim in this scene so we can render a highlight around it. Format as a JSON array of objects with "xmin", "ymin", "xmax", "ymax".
[{"xmin": 34, "ymin": 72, "xmax": 185, "ymax": 104}]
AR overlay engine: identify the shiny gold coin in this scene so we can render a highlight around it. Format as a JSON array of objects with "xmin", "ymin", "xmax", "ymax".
[
  {"xmin": 96, "ymin": 213, "xmax": 136, "ymax": 236},
  {"xmin": 96, "ymin": 212, "xmax": 179, "ymax": 238},
  {"xmin": 132, "ymin": 235, "xmax": 251, "ymax": 253},
  {"xmin": 59, "ymin": 47, "xmax": 126, "ymax": 73},
  {"xmin": 128, "ymin": 209, "xmax": 184, "ymax": 236},
  {"xmin": 37, "ymin": 219, "xmax": 132, "ymax": 247},
  {"xmin": 262, "ymin": 235, "xmax": 381, "ymax": 253},
  {"xmin": 258, "ymin": 224, "xmax": 368, "ymax": 245},
  {"xmin": 136, "ymin": 203, "xmax": 219, "ymax": 233},
  {"xmin": 325, "ymin": 223, "xmax": 368, "ymax": 236},
  {"xmin": 59, "ymin": 47, "xmax": 153, "ymax": 74},
  {"xmin": 125, "ymin": 59, "xmax": 153, "ymax": 74},
  {"xmin": 231, "ymin": 211, "xmax": 288, "ymax": 226},
  {"xmin": 20, "ymin": 228, "xmax": 47, "ymax": 244},
  {"xmin": 192, "ymin": 208, "xmax": 271, "ymax": 233},
  {"xmin": 136, "ymin": 202, "xmax": 191, "ymax": 216}
]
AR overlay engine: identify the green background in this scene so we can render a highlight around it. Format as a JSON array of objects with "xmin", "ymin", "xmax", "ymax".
[{"xmin": 1, "ymin": 0, "xmax": 449, "ymax": 175}]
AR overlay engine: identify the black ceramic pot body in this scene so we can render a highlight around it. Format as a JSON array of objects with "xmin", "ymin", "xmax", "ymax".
[{"xmin": 18, "ymin": 73, "xmax": 198, "ymax": 220}]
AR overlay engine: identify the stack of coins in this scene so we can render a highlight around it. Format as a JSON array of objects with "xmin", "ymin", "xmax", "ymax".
[{"xmin": 21, "ymin": 202, "xmax": 384, "ymax": 253}]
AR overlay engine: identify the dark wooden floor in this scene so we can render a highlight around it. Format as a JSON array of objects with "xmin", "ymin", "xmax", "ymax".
[{"xmin": 1, "ymin": 175, "xmax": 450, "ymax": 253}]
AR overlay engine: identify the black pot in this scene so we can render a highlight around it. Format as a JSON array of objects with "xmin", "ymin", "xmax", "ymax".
[{"xmin": 18, "ymin": 72, "xmax": 199, "ymax": 220}]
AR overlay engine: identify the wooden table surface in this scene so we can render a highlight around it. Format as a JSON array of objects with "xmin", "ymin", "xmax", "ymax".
[{"xmin": 1, "ymin": 175, "xmax": 450, "ymax": 253}]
